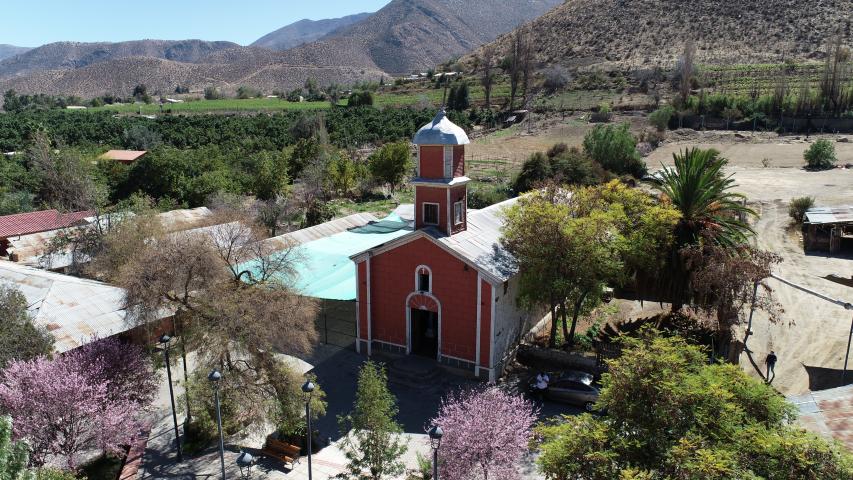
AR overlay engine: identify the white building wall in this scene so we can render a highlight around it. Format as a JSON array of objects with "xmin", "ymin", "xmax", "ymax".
[{"xmin": 490, "ymin": 275, "xmax": 546, "ymax": 380}]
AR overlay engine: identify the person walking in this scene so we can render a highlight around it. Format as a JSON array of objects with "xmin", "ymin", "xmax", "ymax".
[{"xmin": 765, "ymin": 351, "xmax": 778, "ymax": 382}]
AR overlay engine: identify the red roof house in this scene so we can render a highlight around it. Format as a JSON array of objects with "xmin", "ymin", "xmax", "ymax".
[
  {"xmin": 99, "ymin": 150, "xmax": 147, "ymax": 164},
  {"xmin": 0, "ymin": 209, "xmax": 93, "ymax": 256},
  {"xmin": 350, "ymin": 110, "xmax": 538, "ymax": 382}
]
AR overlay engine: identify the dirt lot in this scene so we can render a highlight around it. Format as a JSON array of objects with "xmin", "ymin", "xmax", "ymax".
[
  {"xmin": 478, "ymin": 119, "xmax": 853, "ymax": 395},
  {"xmin": 652, "ymin": 136, "xmax": 853, "ymax": 395}
]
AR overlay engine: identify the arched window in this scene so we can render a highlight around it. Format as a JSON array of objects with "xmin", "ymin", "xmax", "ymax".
[{"xmin": 415, "ymin": 265, "xmax": 432, "ymax": 292}]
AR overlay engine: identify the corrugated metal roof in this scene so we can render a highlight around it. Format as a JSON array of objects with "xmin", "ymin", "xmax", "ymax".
[
  {"xmin": 99, "ymin": 150, "xmax": 147, "ymax": 162},
  {"xmin": 0, "ymin": 262, "xmax": 136, "ymax": 353},
  {"xmin": 0, "ymin": 209, "xmax": 93, "ymax": 238},
  {"xmin": 7, "ymin": 208, "xmax": 215, "ymax": 269},
  {"xmin": 429, "ymin": 197, "xmax": 519, "ymax": 282},
  {"xmin": 413, "ymin": 109, "xmax": 470, "ymax": 146},
  {"xmin": 260, "ymin": 213, "xmax": 379, "ymax": 251},
  {"xmin": 789, "ymin": 384, "xmax": 853, "ymax": 451},
  {"xmin": 158, "ymin": 207, "xmax": 214, "ymax": 232},
  {"xmin": 805, "ymin": 206, "xmax": 853, "ymax": 225}
]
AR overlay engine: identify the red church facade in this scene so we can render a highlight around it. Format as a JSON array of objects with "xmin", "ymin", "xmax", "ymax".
[{"xmin": 351, "ymin": 110, "xmax": 540, "ymax": 382}]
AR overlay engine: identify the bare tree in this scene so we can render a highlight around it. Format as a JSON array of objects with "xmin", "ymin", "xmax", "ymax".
[
  {"xmin": 676, "ymin": 40, "xmax": 697, "ymax": 106},
  {"xmin": 521, "ymin": 26, "xmax": 534, "ymax": 106},
  {"xmin": 480, "ymin": 45, "xmax": 496, "ymax": 108},
  {"xmin": 104, "ymin": 206, "xmax": 318, "ymax": 431},
  {"xmin": 820, "ymin": 34, "xmax": 852, "ymax": 115},
  {"xmin": 508, "ymin": 28, "xmax": 528, "ymax": 110}
]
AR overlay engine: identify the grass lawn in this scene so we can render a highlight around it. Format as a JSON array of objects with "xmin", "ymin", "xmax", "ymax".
[
  {"xmin": 330, "ymin": 188, "xmax": 414, "ymax": 217},
  {"xmin": 536, "ymin": 89, "xmax": 623, "ymax": 111}
]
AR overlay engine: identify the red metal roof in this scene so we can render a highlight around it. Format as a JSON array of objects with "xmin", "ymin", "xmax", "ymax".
[
  {"xmin": 0, "ymin": 209, "xmax": 94, "ymax": 238},
  {"xmin": 99, "ymin": 150, "xmax": 147, "ymax": 162}
]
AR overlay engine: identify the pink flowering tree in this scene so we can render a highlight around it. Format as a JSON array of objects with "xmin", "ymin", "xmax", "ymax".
[
  {"xmin": 0, "ymin": 337, "xmax": 157, "ymax": 469},
  {"xmin": 430, "ymin": 387, "xmax": 538, "ymax": 480}
]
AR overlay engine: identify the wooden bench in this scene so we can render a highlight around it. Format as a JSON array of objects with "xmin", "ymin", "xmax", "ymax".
[{"xmin": 261, "ymin": 437, "xmax": 301, "ymax": 468}]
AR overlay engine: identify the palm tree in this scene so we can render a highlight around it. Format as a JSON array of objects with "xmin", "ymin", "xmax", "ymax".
[
  {"xmin": 654, "ymin": 147, "xmax": 756, "ymax": 310},
  {"xmin": 656, "ymin": 147, "xmax": 755, "ymax": 247}
]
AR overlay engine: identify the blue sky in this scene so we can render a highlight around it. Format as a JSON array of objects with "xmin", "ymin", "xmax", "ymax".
[{"xmin": 1, "ymin": 0, "xmax": 391, "ymax": 47}]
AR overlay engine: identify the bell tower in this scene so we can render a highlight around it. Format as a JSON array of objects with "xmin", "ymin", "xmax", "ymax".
[{"xmin": 412, "ymin": 109, "xmax": 471, "ymax": 236}]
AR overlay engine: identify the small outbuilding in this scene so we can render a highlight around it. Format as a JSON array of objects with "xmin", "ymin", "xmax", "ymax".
[
  {"xmin": 0, "ymin": 209, "xmax": 93, "ymax": 257},
  {"xmin": 99, "ymin": 150, "xmax": 148, "ymax": 164},
  {"xmin": 804, "ymin": 206, "xmax": 853, "ymax": 254}
]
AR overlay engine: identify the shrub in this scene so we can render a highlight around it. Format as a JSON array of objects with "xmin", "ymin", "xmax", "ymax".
[
  {"xmin": 648, "ymin": 105, "xmax": 674, "ymax": 131},
  {"xmin": 236, "ymin": 86, "xmax": 261, "ymax": 99},
  {"xmin": 583, "ymin": 123, "xmax": 647, "ymax": 178},
  {"xmin": 542, "ymin": 66, "xmax": 570, "ymax": 93},
  {"xmin": 804, "ymin": 139, "xmax": 837, "ymax": 170},
  {"xmin": 788, "ymin": 196, "xmax": 815, "ymax": 224},
  {"xmin": 286, "ymin": 89, "xmax": 303, "ymax": 102},
  {"xmin": 467, "ymin": 182, "xmax": 511, "ymax": 209},
  {"xmin": 203, "ymin": 87, "xmax": 222, "ymax": 100},
  {"xmin": 347, "ymin": 91, "xmax": 374, "ymax": 108},
  {"xmin": 590, "ymin": 102, "xmax": 612, "ymax": 123}
]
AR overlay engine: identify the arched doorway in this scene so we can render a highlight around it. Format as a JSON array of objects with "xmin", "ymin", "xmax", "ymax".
[{"xmin": 406, "ymin": 293, "xmax": 440, "ymax": 360}]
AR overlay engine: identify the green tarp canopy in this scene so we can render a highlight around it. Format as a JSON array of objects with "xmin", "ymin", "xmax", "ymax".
[{"xmin": 242, "ymin": 214, "xmax": 412, "ymax": 300}]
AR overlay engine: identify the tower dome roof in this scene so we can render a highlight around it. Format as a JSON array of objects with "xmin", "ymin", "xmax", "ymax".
[{"xmin": 413, "ymin": 108, "xmax": 470, "ymax": 145}]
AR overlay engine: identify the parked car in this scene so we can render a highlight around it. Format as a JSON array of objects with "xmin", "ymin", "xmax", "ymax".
[{"xmin": 528, "ymin": 370, "xmax": 600, "ymax": 411}]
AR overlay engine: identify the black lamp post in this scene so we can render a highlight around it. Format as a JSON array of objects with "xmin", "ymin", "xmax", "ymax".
[
  {"xmin": 236, "ymin": 451, "xmax": 254, "ymax": 479},
  {"xmin": 209, "ymin": 369, "xmax": 226, "ymax": 480},
  {"xmin": 301, "ymin": 380, "xmax": 315, "ymax": 480},
  {"xmin": 428, "ymin": 425, "xmax": 443, "ymax": 480},
  {"xmin": 160, "ymin": 334, "xmax": 183, "ymax": 461}
]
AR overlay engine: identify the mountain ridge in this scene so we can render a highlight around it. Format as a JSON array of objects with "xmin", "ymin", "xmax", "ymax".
[
  {"xmin": 0, "ymin": 44, "xmax": 31, "ymax": 62},
  {"xmin": 0, "ymin": 39, "xmax": 240, "ymax": 78},
  {"xmin": 251, "ymin": 12, "xmax": 374, "ymax": 51}
]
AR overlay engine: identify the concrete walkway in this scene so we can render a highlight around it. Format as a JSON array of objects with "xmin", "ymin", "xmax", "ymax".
[{"xmin": 139, "ymin": 345, "xmax": 552, "ymax": 479}]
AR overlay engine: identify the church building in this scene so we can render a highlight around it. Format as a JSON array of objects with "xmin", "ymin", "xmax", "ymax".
[{"xmin": 350, "ymin": 110, "xmax": 540, "ymax": 382}]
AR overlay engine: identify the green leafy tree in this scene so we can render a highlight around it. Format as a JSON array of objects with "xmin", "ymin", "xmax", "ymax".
[
  {"xmin": 203, "ymin": 87, "xmax": 222, "ymax": 100},
  {"xmin": 338, "ymin": 362, "xmax": 407, "ymax": 480},
  {"xmin": 513, "ymin": 145, "xmax": 603, "ymax": 194},
  {"xmin": 122, "ymin": 125, "xmax": 162, "ymax": 151},
  {"xmin": 582, "ymin": 123, "xmax": 646, "ymax": 177},
  {"xmin": 368, "ymin": 142, "xmax": 411, "ymax": 193},
  {"xmin": 503, "ymin": 182, "xmax": 678, "ymax": 347},
  {"xmin": 348, "ymin": 91, "xmax": 374, "ymax": 108},
  {"xmin": 326, "ymin": 154, "xmax": 364, "ymax": 198},
  {"xmin": 252, "ymin": 150, "xmax": 290, "ymax": 201},
  {"xmin": 537, "ymin": 331, "xmax": 853, "ymax": 479},
  {"xmin": 0, "ymin": 285, "xmax": 54, "ymax": 369},
  {"xmin": 0, "ymin": 416, "xmax": 30, "ymax": 479},
  {"xmin": 648, "ymin": 105, "xmax": 674, "ymax": 132},
  {"xmin": 653, "ymin": 147, "xmax": 756, "ymax": 310},
  {"xmin": 804, "ymin": 138, "xmax": 837, "ymax": 170}
]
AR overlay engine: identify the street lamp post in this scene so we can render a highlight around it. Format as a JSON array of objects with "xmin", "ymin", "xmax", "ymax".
[
  {"xmin": 302, "ymin": 380, "xmax": 315, "ymax": 480},
  {"xmin": 209, "ymin": 369, "xmax": 226, "ymax": 480},
  {"xmin": 236, "ymin": 451, "xmax": 254, "ymax": 479},
  {"xmin": 428, "ymin": 425, "xmax": 443, "ymax": 480},
  {"xmin": 160, "ymin": 334, "xmax": 183, "ymax": 461}
]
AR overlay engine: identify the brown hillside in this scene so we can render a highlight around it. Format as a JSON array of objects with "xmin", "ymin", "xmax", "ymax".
[
  {"xmin": 467, "ymin": 0, "xmax": 853, "ymax": 69},
  {"xmin": 0, "ymin": 56, "xmax": 386, "ymax": 98},
  {"xmin": 263, "ymin": 0, "xmax": 563, "ymax": 74},
  {"xmin": 0, "ymin": 40, "xmax": 239, "ymax": 78},
  {"xmin": 251, "ymin": 12, "xmax": 374, "ymax": 51}
]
